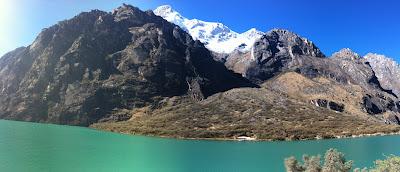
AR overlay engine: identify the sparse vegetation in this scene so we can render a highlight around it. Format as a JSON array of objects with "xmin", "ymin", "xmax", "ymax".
[
  {"xmin": 285, "ymin": 149, "xmax": 400, "ymax": 172},
  {"xmin": 91, "ymin": 87, "xmax": 400, "ymax": 141}
]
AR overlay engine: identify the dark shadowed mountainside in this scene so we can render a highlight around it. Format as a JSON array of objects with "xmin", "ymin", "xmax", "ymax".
[{"xmin": 0, "ymin": 4, "xmax": 255, "ymax": 126}]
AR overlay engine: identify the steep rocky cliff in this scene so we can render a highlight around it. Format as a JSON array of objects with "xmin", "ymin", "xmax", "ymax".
[{"xmin": 364, "ymin": 53, "xmax": 400, "ymax": 98}]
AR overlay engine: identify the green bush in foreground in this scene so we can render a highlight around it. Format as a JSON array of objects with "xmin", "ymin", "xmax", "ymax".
[
  {"xmin": 285, "ymin": 149, "xmax": 400, "ymax": 172},
  {"xmin": 369, "ymin": 155, "xmax": 400, "ymax": 172}
]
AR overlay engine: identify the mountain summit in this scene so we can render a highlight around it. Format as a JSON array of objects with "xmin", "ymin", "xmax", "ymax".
[
  {"xmin": 154, "ymin": 5, "xmax": 263, "ymax": 53},
  {"xmin": 332, "ymin": 48, "xmax": 361, "ymax": 60},
  {"xmin": 224, "ymin": 28, "xmax": 325, "ymax": 83}
]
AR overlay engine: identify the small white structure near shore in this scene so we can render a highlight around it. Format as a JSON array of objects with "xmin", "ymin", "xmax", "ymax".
[{"xmin": 236, "ymin": 136, "xmax": 256, "ymax": 141}]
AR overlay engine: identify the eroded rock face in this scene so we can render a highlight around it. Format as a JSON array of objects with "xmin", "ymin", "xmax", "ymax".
[{"xmin": 0, "ymin": 4, "xmax": 255, "ymax": 126}]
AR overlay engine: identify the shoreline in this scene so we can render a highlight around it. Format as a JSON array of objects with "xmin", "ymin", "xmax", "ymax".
[
  {"xmin": 90, "ymin": 126, "xmax": 400, "ymax": 142},
  {"xmin": 3, "ymin": 119, "xmax": 400, "ymax": 142}
]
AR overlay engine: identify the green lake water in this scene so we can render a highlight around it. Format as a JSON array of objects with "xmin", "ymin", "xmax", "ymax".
[{"xmin": 0, "ymin": 119, "xmax": 399, "ymax": 172}]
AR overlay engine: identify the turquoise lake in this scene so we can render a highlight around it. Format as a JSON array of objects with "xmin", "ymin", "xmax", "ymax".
[{"xmin": 0, "ymin": 119, "xmax": 398, "ymax": 172}]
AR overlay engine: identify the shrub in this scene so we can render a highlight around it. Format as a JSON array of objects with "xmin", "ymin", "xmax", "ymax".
[
  {"xmin": 285, "ymin": 148, "xmax": 352, "ymax": 172},
  {"xmin": 322, "ymin": 149, "xmax": 352, "ymax": 172},
  {"xmin": 285, "ymin": 149, "xmax": 400, "ymax": 172},
  {"xmin": 369, "ymin": 155, "xmax": 400, "ymax": 172}
]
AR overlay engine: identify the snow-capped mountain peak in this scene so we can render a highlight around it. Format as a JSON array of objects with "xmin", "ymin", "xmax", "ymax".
[
  {"xmin": 153, "ymin": 5, "xmax": 186, "ymax": 30},
  {"xmin": 154, "ymin": 5, "xmax": 263, "ymax": 53}
]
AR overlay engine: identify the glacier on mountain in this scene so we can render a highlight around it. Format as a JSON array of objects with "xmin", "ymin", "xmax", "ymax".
[{"xmin": 154, "ymin": 5, "xmax": 263, "ymax": 54}]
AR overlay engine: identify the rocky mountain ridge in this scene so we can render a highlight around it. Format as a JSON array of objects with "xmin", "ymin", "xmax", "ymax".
[{"xmin": 153, "ymin": 5, "xmax": 400, "ymax": 98}]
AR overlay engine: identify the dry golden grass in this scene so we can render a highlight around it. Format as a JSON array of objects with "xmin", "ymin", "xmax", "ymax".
[{"xmin": 263, "ymin": 72, "xmax": 369, "ymax": 116}]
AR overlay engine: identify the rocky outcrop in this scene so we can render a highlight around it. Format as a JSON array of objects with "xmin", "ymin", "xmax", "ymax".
[
  {"xmin": 311, "ymin": 99, "xmax": 344, "ymax": 112},
  {"xmin": 0, "ymin": 4, "xmax": 255, "ymax": 126},
  {"xmin": 331, "ymin": 48, "xmax": 361, "ymax": 60},
  {"xmin": 224, "ymin": 29, "xmax": 324, "ymax": 83}
]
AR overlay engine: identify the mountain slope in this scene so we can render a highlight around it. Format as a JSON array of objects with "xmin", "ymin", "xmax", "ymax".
[
  {"xmin": 0, "ymin": 4, "xmax": 255, "ymax": 126},
  {"xmin": 92, "ymin": 78, "xmax": 400, "ymax": 140},
  {"xmin": 153, "ymin": 5, "xmax": 263, "ymax": 53}
]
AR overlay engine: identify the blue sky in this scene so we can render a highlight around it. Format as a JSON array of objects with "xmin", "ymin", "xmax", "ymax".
[{"xmin": 1, "ymin": 0, "xmax": 399, "ymax": 62}]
